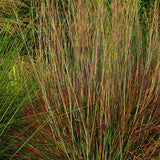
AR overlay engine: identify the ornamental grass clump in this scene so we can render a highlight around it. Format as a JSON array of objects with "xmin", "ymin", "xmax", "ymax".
[
  {"xmin": 0, "ymin": 0, "xmax": 160, "ymax": 159},
  {"xmin": 0, "ymin": 26, "xmax": 36, "ymax": 159}
]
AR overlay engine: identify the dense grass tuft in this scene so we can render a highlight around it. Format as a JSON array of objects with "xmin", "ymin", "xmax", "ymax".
[{"xmin": 0, "ymin": 0, "xmax": 160, "ymax": 159}]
